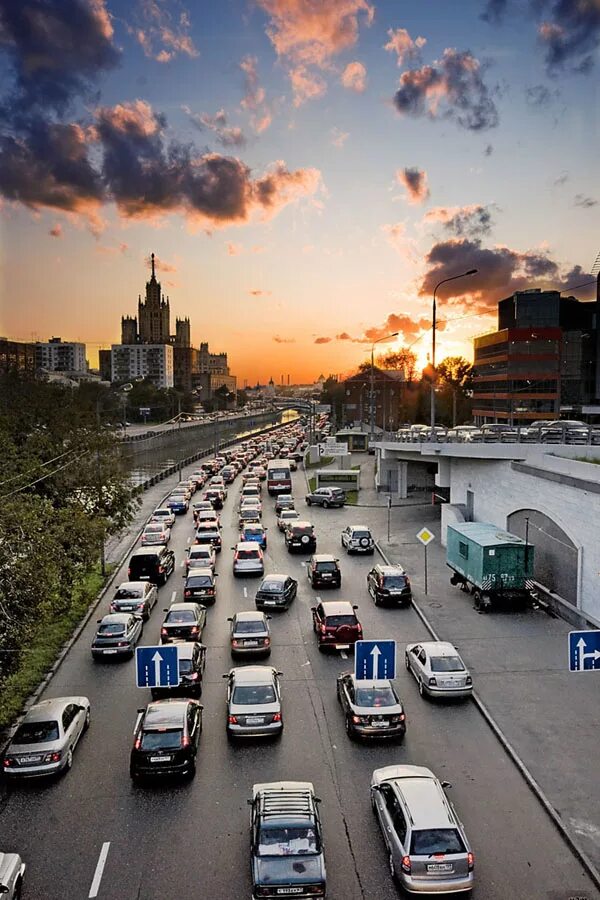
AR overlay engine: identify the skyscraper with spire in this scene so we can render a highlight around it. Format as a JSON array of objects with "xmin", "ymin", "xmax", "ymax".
[{"xmin": 137, "ymin": 252, "xmax": 171, "ymax": 344}]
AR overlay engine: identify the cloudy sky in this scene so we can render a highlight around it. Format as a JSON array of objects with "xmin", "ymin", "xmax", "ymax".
[{"xmin": 1, "ymin": 0, "xmax": 599, "ymax": 383}]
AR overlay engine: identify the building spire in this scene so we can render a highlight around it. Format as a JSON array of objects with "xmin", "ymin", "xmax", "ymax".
[{"xmin": 151, "ymin": 252, "xmax": 155, "ymax": 279}]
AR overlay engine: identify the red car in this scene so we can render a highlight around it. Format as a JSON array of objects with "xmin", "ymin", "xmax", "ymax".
[{"xmin": 311, "ymin": 601, "xmax": 362, "ymax": 653}]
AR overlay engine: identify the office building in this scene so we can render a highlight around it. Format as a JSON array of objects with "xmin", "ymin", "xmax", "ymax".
[
  {"xmin": 35, "ymin": 337, "xmax": 87, "ymax": 374},
  {"xmin": 0, "ymin": 338, "xmax": 36, "ymax": 376},
  {"xmin": 111, "ymin": 344, "xmax": 174, "ymax": 389}
]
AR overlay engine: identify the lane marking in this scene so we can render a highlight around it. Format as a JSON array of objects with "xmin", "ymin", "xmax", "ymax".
[
  {"xmin": 186, "ymin": 536, "xmax": 191, "ymax": 545},
  {"xmin": 89, "ymin": 842, "xmax": 111, "ymax": 898},
  {"xmin": 243, "ymin": 587, "xmax": 248, "ymax": 598},
  {"xmin": 340, "ymin": 651, "xmax": 348, "ymax": 660},
  {"xmin": 180, "ymin": 560, "xmax": 184, "ymax": 567},
  {"xmin": 170, "ymin": 590, "xmax": 177, "ymax": 604}
]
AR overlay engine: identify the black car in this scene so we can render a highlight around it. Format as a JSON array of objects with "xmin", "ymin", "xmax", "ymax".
[
  {"xmin": 305, "ymin": 487, "xmax": 346, "ymax": 508},
  {"xmin": 307, "ymin": 554, "xmax": 341, "ymax": 588},
  {"xmin": 91, "ymin": 613, "xmax": 143, "ymax": 660},
  {"xmin": 194, "ymin": 523, "xmax": 222, "ymax": 552},
  {"xmin": 130, "ymin": 699, "xmax": 202, "ymax": 781},
  {"xmin": 183, "ymin": 569, "xmax": 218, "ymax": 605},
  {"xmin": 336, "ymin": 673, "xmax": 406, "ymax": 741},
  {"xmin": 151, "ymin": 642, "xmax": 206, "ymax": 700},
  {"xmin": 285, "ymin": 521, "xmax": 317, "ymax": 554},
  {"xmin": 367, "ymin": 564, "xmax": 412, "ymax": 607},
  {"xmin": 255, "ymin": 574, "xmax": 298, "ymax": 611},
  {"xmin": 203, "ymin": 488, "xmax": 224, "ymax": 510},
  {"xmin": 160, "ymin": 603, "xmax": 207, "ymax": 643},
  {"xmin": 128, "ymin": 547, "xmax": 176, "ymax": 585}
]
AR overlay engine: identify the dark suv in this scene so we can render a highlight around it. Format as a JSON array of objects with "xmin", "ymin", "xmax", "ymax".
[
  {"xmin": 367, "ymin": 564, "xmax": 412, "ymax": 607},
  {"xmin": 127, "ymin": 546, "xmax": 175, "ymax": 585},
  {"xmin": 130, "ymin": 699, "xmax": 202, "ymax": 781},
  {"xmin": 249, "ymin": 781, "xmax": 326, "ymax": 899},
  {"xmin": 311, "ymin": 600, "xmax": 362, "ymax": 652},
  {"xmin": 307, "ymin": 554, "xmax": 341, "ymax": 589},
  {"xmin": 285, "ymin": 521, "xmax": 317, "ymax": 554}
]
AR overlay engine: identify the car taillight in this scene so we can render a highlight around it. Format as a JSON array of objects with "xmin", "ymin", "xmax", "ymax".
[
  {"xmin": 466, "ymin": 675, "xmax": 473, "ymax": 685},
  {"xmin": 428, "ymin": 676, "xmax": 437, "ymax": 686},
  {"xmin": 264, "ymin": 637, "xmax": 270, "ymax": 646},
  {"xmin": 161, "ymin": 628, "xmax": 168, "ymax": 636},
  {"xmin": 232, "ymin": 639, "xmax": 240, "ymax": 647},
  {"xmin": 117, "ymin": 641, "xmax": 128, "ymax": 647},
  {"xmin": 127, "ymin": 568, "xmax": 131, "ymax": 576},
  {"xmin": 228, "ymin": 715, "xmax": 238, "ymax": 724},
  {"xmin": 467, "ymin": 851, "xmax": 474, "ymax": 871},
  {"xmin": 272, "ymin": 712, "xmax": 282, "ymax": 722},
  {"xmin": 391, "ymin": 714, "xmax": 405, "ymax": 723},
  {"xmin": 3, "ymin": 757, "xmax": 14, "ymax": 767},
  {"xmin": 190, "ymin": 627, "xmax": 200, "ymax": 635},
  {"xmin": 184, "ymin": 590, "xmax": 191, "ymax": 597},
  {"xmin": 158, "ymin": 566, "xmax": 164, "ymax": 573},
  {"xmin": 181, "ymin": 735, "xmax": 190, "ymax": 748},
  {"xmin": 134, "ymin": 736, "xmax": 141, "ymax": 750},
  {"xmin": 188, "ymin": 672, "xmax": 199, "ymax": 681},
  {"xmin": 44, "ymin": 751, "xmax": 61, "ymax": 763},
  {"xmin": 136, "ymin": 602, "xmax": 145, "ymax": 610},
  {"xmin": 352, "ymin": 715, "xmax": 369, "ymax": 724},
  {"xmin": 401, "ymin": 855, "xmax": 411, "ymax": 874}
]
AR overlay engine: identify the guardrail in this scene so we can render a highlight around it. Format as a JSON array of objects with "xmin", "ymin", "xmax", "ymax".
[{"xmin": 387, "ymin": 431, "xmax": 600, "ymax": 446}]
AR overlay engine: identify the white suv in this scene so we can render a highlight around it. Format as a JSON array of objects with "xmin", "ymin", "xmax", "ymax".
[{"xmin": 341, "ymin": 525, "xmax": 375, "ymax": 555}]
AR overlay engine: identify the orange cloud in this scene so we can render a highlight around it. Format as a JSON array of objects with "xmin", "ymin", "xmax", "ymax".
[
  {"xmin": 381, "ymin": 222, "xmax": 418, "ymax": 261},
  {"xmin": 250, "ymin": 289, "xmax": 272, "ymax": 296},
  {"xmin": 330, "ymin": 127, "xmax": 349, "ymax": 147},
  {"xmin": 384, "ymin": 27, "xmax": 426, "ymax": 66},
  {"xmin": 273, "ymin": 335, "xmax": 295, "ymax": 343},
  {"xmin": 289, "ymin": 66, "xmax": 326, "ymax": 106},
  {"xmin": 395, "ymin": 166, "xmax": 430, "ymax": 204},
  {"xmin": 315, "ymin": 336, "xmax": 332, "ymax": 343},
  {"xmin": 240, "ymin": 56, "xmax": 273, "ymax": 133},
  {"xmin": 133, "ymin": 0, "xmax": 199, "ymax": 63},
  {"xmin": 49, "ymin": 223, "xmax": 63, "ymax": 237},
  {"xmin": 97, "ymin": 99, "xmax": 160, "ymax": 136},
  {"xmin": 147, "ymin": 253, "xmax": 176, "ymax": 272},
  {"xmin": 340, "ymin": 61, "xmax": 367, "ymax": 92}
]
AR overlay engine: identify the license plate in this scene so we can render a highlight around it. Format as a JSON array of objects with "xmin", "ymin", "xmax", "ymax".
[
  {"xmin": 372, "ymin": 720, "xmax": 389, "ymax": 727},
  {"xmin": 150, "ymin": 755, "xmax": 172, "ymax": 763},
  {"xmin": 21, "ymin": 755, "xmax": 43, "ymax": 764},
  {"xmin": 246, "ymin": 716, "xmax": 264, "ymax": 725},
  {"xmin": 335, "ymin": 644, "xmax": 350, "ymax": 650},
  {"xmin": 322, "ymin": 574, "xmax": 332, "ymax": 579},
  {"xmin": 263, "ymin": 600, "xmax": 276, "ymax": 605},
  {"xmin": 244, "ymin": 640, "xmax": 259, "ymax": 646},
  {"xmin": 103, "ymin": 649, "xmax": 118, "ymax": 654},
  {"xmin": 427, "ymin": 863, "xmax": 453, "ymax": 873},
  {"xmin": 276, "ymin": 889, "xmax": 304, "ymax": 895}
]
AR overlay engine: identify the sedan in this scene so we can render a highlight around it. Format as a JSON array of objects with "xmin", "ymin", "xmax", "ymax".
[
  {"xmin": 240, "ymin": 523, "xmax": 268, "ymax": 550},
  {"xmin": 141, "ymin": 522, "xmax": 171, "ymax": 546},
  {"xmin": 405, "ymin": 641, "xmax": 473, "ymax": 699},
  {"xmin": 183, "ymin": 569, "xmax": 218, "ymax": 605},
  {"xmin": 151, "ymin": 642, "xmax": 206, "ymax": 700},
  {"xmin": 274, "ymin": 494, "xmax": 295, "ymax": 515},
  {"xmin": 3, "ymin": 696, "xmax": 90, "ymax": 778},
  {"xmin": 150, "ymin": 507, "xmax": 175, "ymax": 528},
  {"xmin": 160, "ymin": 603, "xmax": 207, "ymax": 644},
  {"xmin": 255, "ymin": 574, "xmax": 297, "ymax": 611},
  {"xmin": 130, "ymin": 699, "xmax": 202, "ymax": 781},
  {"xmin": 228, "ymin": 611, "xmax": 271, "ymax": 658},
  {"xmin": 336, "ymin": 673, "xmax": 406, "ymax": 741},
  {"xmin": 238, "ymin": 507, "xmax": 262, "ymax": 529},
  {"xmin": 277, "ymin": 508, "xmax": 300, "ymax": 532},
  {"xmin": 224, "ymin": 666, "xmax": 283, "ymax": 740},
  {"xmin": 110, "ymin": 581, "xmax": 157, "ymax": 620},
  {"xmin": 91, "ymin": 613, "xmax": 143, "ymax": 660},
  {"xmin": 185, "ymin": 545, "xmax": 216, "ymax": 572}
]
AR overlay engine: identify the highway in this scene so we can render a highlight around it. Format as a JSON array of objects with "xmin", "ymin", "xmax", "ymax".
[{"xmin": 0, "ymin": 447, "xmax": 596, "ymax": 899}]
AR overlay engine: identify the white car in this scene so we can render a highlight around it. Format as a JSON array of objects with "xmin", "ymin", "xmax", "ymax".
[
  {"xmin": 341, "ymin": 525, "xmax": 375, "ymax": 555},
  {"xmin": 405, "ymin": 641, "xmax": 473, "ymax": 699},
  {"xmin": 277, "ymin": 509, "xmax": 300, "ymax": 532},
  {"xmin": 150, "ymin": 507, "xmax": 175, "ymax": 528},
  {"xmin": 0, "ymin": 851, "xmax": 25, "ymax": 898}
]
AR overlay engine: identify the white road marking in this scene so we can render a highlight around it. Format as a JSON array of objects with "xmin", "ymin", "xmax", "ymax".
[
  {"xmin": 186, "ymin": 536, "xmax": 191, "ymax": 545},
  {"xmin": 301, "ymin": 660, "xmax": 311, "ymax": 666},
  {"xmin": 340, "ymin": 651, "xmax": 348, "ymax": 660},
  {"xmin": 243, "ymin": 587, "xmax": 248, "ymax": 598},
  {"xmin": 89, "ymin": 842, "xmax": 111, "ymax": 898},
  {"xmin": 315, "ymin": 596, "xmax": 321, "ymax": 603},
  {"xmin": 180, "ymin": 560, "xmax": 184, "ymax": 567},
  {"xmin": 170, "ymin": 590, "xmax": 177, "ymax": 604}
]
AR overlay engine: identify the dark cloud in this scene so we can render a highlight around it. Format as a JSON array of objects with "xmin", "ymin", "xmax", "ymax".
[
  {"xmin": 0, "ymin": 0, "xmax": 119, "ymax": 115},
  {"xmin": 314, "ymin": 336, "xmax": 332, "ymax": 344},
  {"xmin": 537, "ymin": 0, "xmax": 600, "ymax": 73},
  {"xmin": 393, "ymin": 49, "xmax": 499, "ymax": 131},
  {"xmin": 183, "ymin": 106, "xmax": 246, "ymax": 148},
  {"xmin": 481, "ymin": 0, "xmax": 508, "ymax": 23},
  {"xmin": 273, "ymin": 335, "xmax": 295, "ymax": 343},
  {"xmin": 484, "ymin": 143, "xmax": 493, "ymax": 156},
  {"xmin": 554, "ymin": 171, "xmax": 569, "ymax": 185},
  {"xmin": 425, "ymin": 204, "xmax": 494, "ymax": 238},
  {"xmin": 525, "ymin": 84, "xmax": 555, "ymax": 106},
  {"xmin": 396, "ymin": 167, "xmax": 429, "ymax": 204},
  {"xmin": 574, "ymin": 193, "xmax": 598, "ymax": 208}
]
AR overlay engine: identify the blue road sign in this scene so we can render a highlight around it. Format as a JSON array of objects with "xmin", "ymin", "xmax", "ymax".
[
  {"xmin": 355, "ymin": 640, "xmax": 396, "ymax": 681},
  {"xmin": 568, "ymin": 630, "xmax": 600, "ymax": 672},
  {"xmin": 136, "ymin": 645, "xmax": 179, "ymax": 688}
]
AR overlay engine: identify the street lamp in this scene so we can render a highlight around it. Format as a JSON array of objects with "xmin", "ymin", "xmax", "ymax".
[
  {"xmin": 370, "ymin": 332, "xmax": 399, "ymax": 439},
  {"xmin": 430, "ymin": 269, "xmax": 477, "ymax": 435}
]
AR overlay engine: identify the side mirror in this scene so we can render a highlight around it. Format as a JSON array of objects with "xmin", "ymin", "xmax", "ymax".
[
  {"xmin": 441, "ymin": 780, "xmax": 452, "ymax": 789},
  {"xmin": 353, "ymin": 605, "xmax": 359, "ymax": 610},
  {"xmin": 214, "ymin": 573, "xmax": 219, "ymax": 577},
  {"xmin": 222, "ymin": 673, "xmax": 229, "ymax": 679},
  {"xmin": 310, "ymin": 606, "xmax": 316, "ymax": 612},
  {"xmin": 163, "ymin": 608, "xmax": 169, "ymax": 612},
  {"xmin": 266, "ymin": 615, "xmax": 272, "ymax": 620},
  {"xmin": 227, "ymin": 617, "xmax": 233, "ymax": 622},
  {"xmin": 137, "ymin": 707, "xmax": 145, "ymax": 714},
  {"xmin": 276, "ymin": 671, "xmax": 283, "ymax": 676}
]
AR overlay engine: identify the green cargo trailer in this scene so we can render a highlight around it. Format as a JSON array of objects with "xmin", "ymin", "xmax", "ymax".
[{"xmin": 446, "ymin": 522, "xmax": 535, "ymax": 611}]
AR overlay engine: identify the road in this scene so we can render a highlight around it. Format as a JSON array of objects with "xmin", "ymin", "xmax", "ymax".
[{"xmin": 0, "ymin": 451, "xmax": 596, "ymax": 899}]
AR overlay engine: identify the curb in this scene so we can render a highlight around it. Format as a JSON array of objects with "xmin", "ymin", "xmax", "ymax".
[{"xmin": 375, "ymin": 539, "xmax": 600, "ymax": 894}]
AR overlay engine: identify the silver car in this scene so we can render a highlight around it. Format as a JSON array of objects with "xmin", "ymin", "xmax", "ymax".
[
  {"xmin": 371, "ymin": 765, "xmax": 474, "ymax": 893},
  {"xmin": 110, "ymin": 581, "xmax": 157, "ymax": 620},
  {"xmin": 141, "ymin": 522, "xmax": 171, "ymax": 546},
  {"xmin": 2, "ymin": 697, "xmax": 90, "ymax": 778},
  {"xmin": 224, "ymin": 666, "xmax": 283, "ymax": 739},
  {"xmin": 232, "ymin": 541, "xmax": 264, "ymax": 577},
  {"xmin": 0, "ymin": 851, "xmax": 25, "ymax": 898},
  {"xmin": 277, "ymin": 508, "xmax": 300, "ymax": 531},
  {"xmin": 405, "ymin": 641, "xmax": 473, "ymax": 699},
  {"xmin": 150, "ymin": 507, "xmax": 175, "ymax": 528},
  {"xmin": 336, "ymin": 673, "xmax": 406, "ymax": 741}
]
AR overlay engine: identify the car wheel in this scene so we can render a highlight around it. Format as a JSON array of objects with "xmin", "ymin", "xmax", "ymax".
[
  {"xmin": 186, "ymin": 759, "xmax": 197, "ymax": 780},
  {"xmin": 323, "ymin": 500, "xmax": 329, "ymax": 509},
  {"xmin": 405, "ymin": 653, "xmax": 410, "ymax": 671},
  {"xmin": 64, "ymin": 748, "xmax": 73, "ymax": 772},
  {"xmin": 306, "ymin": 498, "xmax": 312, "ymax": 506},
  {"xmin": 13, "ymin": 879, "xmax": 23, "ymax": 900},
  {"xmin": 345, "ymin": 716, "xmax": 356, "ymax": 741},
  {"xmin": 389, "ymin": 853, "xmax": 398, "ymax": 884},
  {"xmin": 419, "ymin": 679, "xmax": 427, "ymax": 698},
  {"xmin": 84, "ymin": 708, "xmax": 91, "ymax": 731}
]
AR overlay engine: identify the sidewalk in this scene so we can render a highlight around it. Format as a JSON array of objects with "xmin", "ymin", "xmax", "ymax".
[{"xmin": 344, "ymin": 453, "xmax": 600, "ymax": 881}]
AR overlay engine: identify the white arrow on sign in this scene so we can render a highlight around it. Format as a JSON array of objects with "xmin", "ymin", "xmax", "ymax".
[
  {"xmin": 370, "ymin": 645, "xmax": 381, "ymax": 678},
  {"xmin": 152, "ymin": 650, "xmax": 163, "ymax": 685},
  {"xmin": 576, "ymin": 637, "xmax": 600, "ymax": 671}
]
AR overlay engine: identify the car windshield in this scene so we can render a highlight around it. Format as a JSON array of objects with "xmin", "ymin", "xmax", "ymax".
[
  {"xmin": 144, "ymin": 524, "xmax": 164, "ymax": 533},
  {"xmin": 187, "ymin": 576, "xmax": 213, "ymax": 587},
  {"xmin": 292, "ymin": 527, "xmax": 312, "ymax": 536},
  {"xmin": 13, "ymin": 720, "xmax": 60, "ymax": 744},
  {"xmin": 140, "ymin": 729, "xmax": 183, "ymax": 751},
  {"xmin": 325, "ymin": 615, "xmax": 356, "ymax": 627},
  {"xmin": 260, "ymin": 581, "xmax": 282, "ymax": 593},
  {"xmin": 281, "ymin": 511, "xmax": 298, "ymax": 519},
  {"xmin": 383, "ymin": 575, "xmax": 407, "ymax": 588},
  {"xmin": 98, "ymin": 622, "xmax": 126, "ymax": 635},
  {"xmin": 430, "ymin": 655, "xmax": 465, "ymax": 673},
  {"xmin": 410, "ymin": 828, "xmax": 466, "ymax": 856},
  {"xmin": 258, "ymin": 826, "xmax": 318, "ymax": 856},
  {"xmin": 232, "ymin": 685, "xmax": 276, "ymax": 704},
  {"xmin": 153, "ymin": 510, "xmax": 170, "ymax": 517},
  {"xmin": 354, "ymin": 686, "xmax": 396, "ymax": 707},
  {"xmin": 235, "ymin": 620, "xmax": 266, "ymax": 634},
  {"xmin": 166, "ymin": 610, "xmax": 196, "ymax": 624},
  {"xmin": 237, "ymin": 550, "xmax": 260, "ymax": 560},
  {"xmin": 196, "ymin": 526, "xmax": 217, "ymax": 535},
  {"xmin": 269, "ymin": 469, "xmax": 289, "ymax": 479},
  {"xmin": 244, "ymin": 528, "xmax": 263, "ymax": 536},
  {"xmin": 352, "ymin": 531, "xmax": 371, "ymax": 539},
  {"xmin": 316, "ymin": 561, "xmax": 337, "ymax": 572},
  {"xmin": 115, "ymin": 587, "xmax": 143, "ymax": 599}
]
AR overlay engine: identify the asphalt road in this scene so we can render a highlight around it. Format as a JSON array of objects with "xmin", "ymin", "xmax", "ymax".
[{"xmin": 0, "ymin": 454, "xmax": 596, "ymax": 900}]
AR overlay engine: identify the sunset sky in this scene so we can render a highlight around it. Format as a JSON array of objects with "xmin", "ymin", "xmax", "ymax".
[{"xmin": 1, "ymin": 0, "xmax": 599, "ymax": 383}]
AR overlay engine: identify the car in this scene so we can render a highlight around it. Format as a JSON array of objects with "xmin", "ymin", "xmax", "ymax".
[
  {"xmin": 176, "ymin": 481, "xmax": 194, "ymax": 497},
  {"xmin": 196, "ymin": 510, "xmax": 221, "ymax": 529},
  {"xmin": 241, "ymin": 495, "xmax": 263, "ymax": 513},
  {"xmin": 274, "ymin": 493, "xmax": 295, "ymax": 514},
  {"xmin": 110, "ymin": 581, "xmax": 157, "ymax": 620},
  {"xmin": 336, "ymin": 673, "xmax": 406, "ymax": 741},
  {"xmin": 0, "ymin": 851, "xmax": 25, "ymax": 898},
  {"xmin": 166, "ymin": 494, "xmax": 188, "ymax": 515},
  {"xmin": 277, "ymin": 508, "xmax": 301, "ymax": 532},
  {"xmin": 150, "ymin": 642, "xmax": 206, "ymax": 700},
  {"xmin": 285, "ymin": 521, "xmax": 317, "ymax": 554},
  {"xmin": 141, "ymin": 522, "xmax": 171, "ymax": 546},
  {"xmin": 289, "ymin": 458, "xmax": 298, "ymax": 471},
  {"xmin": 183, "ymin": 568, "xmax": 218, "ymax": 605},
  {"xmin": 238, "ymin": 507, "xmax": 262, "ymax": 528},
  {"xmin": 311, "ymin": 601, "xmax": 362, "ymax": 652},
  {"xmin": 3, "ymin": 697, "xmax": 90, "ymax": 779},
  {"xmin": 367, "ymin": 564, "xmax": 412, "ymax": 607},
  {"xmin": 228, "ymin": 611, "xmax": 272, "ymax": 658},
  {"xmin": 224, "ymin": 666, "xmax": 283, "ymax": 739},
  {"xmin": 341, "ymin": 524, "xmax": 375, "ymax": 555},
  {"xmin": 203, "ymin": 488, "xmax": 224, "ymax": 510},
  {"xmin": 130, "ymin": 699, "xmax": 202, "ymax": 781},
  {"xmin": 255, "ymin": 574, "xmax": 298, "ymax": 611},
  {"xmin": 307, "ymin": 554, "xmax": 341, "ymax": 589},
  {"xmin": 192, "ymin": 499, "xmax": 217, "ymax": 523},
  {"xmin": 91, "ymin": 613, "xmax": 143, "ymax": 660},
  {"xmin": 221, "ymin": 466, "xmax": 236, "ymax": 484},
  {"xmin": 189, "ymin": 471, "xmax": 207, "ymax": 489},
  {"xmin": 240, "ymin": 523, "xmax": 268, "ymax": 549},
  {"xmin": 210, "ymin": 477, "xmax": 227, "ymax": 497},
  {"xmin": 305, "ymin": 487, "xmax": 346, "ymax": 509},
  {"xmin": 127, "ymin": 546, "xmax": 176, "ymax": 585},
  {"xmin": 249, "ymin": 781, "xmax": 326, "ymax": 900},
  {"xmin": 370, "ymin": 765, "xmax": 475, "ymax": 893},
  {"xmin": 232, "ymin": 541, "xmax": 265, "ymax": 577},
  {"xmin": 194, "ymin": 522, "xmax": 222, "ymax": 552},
  {"xmin": 160, "ymin": 603, "xmax": 207, "ymax": 643},
  {"xmin": 405, "ymin": 642, "xmax": 473, "ymax": 699},
  {"xmin": 150, "ymin": 507, "xmax": 175, "ymax": 528},
  {"xmin": 185, "ymin": 545, "xmax": 216, "ymax": 572}
]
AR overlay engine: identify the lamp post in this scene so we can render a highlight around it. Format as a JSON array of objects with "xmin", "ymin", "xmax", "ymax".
[
  {"xmin": 370, "ymin": 332, "xmax": 399, "ymax": 439},
  {"xmin": 430, "ymin": 269, "xmax": 477, "ymax": 435}
]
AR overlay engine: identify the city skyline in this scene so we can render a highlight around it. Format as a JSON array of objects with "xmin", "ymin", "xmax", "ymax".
[{"xmin": 1, "ymin": 0, "xmax": 599, "ymax": 382}]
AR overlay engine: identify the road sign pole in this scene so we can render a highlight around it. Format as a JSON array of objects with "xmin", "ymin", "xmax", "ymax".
[{"xmin": 424, "ymin": 545, "xmax": 428, "ymax": 595}]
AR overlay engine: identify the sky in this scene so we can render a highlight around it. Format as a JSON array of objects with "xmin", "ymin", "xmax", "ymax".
[{"xmin": 0, "ymin": 0, "xmax": 599, "ymax": 384}]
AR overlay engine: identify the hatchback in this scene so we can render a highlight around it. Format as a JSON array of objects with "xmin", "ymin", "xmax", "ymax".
[
  {"xmin": 130, "ymin": 699, "xmax": 202, "ymax": 781},
  {"xmin": 367, "ymin": 564, "xmax": 412, "ymax": 607},
  {"xmin": 337, "ymin": 673, "xmax": 406, "ymax": 741},
  {"xmin": 224, "ymin": 666, "xmax": 283, "ymax": 739},
  {"xmin": 255, "ymin": 574, "xmax": 298, "ymax": 611},
  {"xmin": 311, "ymin": 601, "xmax": 362, "ymax": 652},
  {"xmin": 91, "ymin": 613, "xmax": 143, "ymax": 660},
  {"xmin": 183, "ymin": 568, "xmax": 218, "ymax": 605},
  {"xmin": 228, "ymin": 611, "xmax": 272, "ymax": 658},
  {"xmin": 3, "ymin": 697, "xmax": 90, "ymax": 778},
  {"xmin": 308, "ymin": 554, "xmax": 341, "ymax": 589},
  {"xmin": 110, "ymin": 581, "xmax": 157, "ymax": 620},
  {"xmin": 150, "ymin": 642, "xmax": 206, "ymax": 700},
  {"xmin": 371, "ymin": 765, "xmax": 474, "ymax": 893},
  {"xmin": 274, "ymin": 493, "xmax": 295, "ymax": 514},
  {"xmin": 405, "ymin": 642, "xmax": 473, "ymax": 699},
  {"xmin": 240, "ymin": 523, "xmax": 268, "ymax": 549},
  {"xmin": 160, "ymin": 603, "xmax": 206, "ymax": 643},
  {"xmin": 232, "ymin": 541, "xmax": 265, "ymax": 577}
]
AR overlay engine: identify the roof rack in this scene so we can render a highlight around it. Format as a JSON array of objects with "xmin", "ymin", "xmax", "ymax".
[{"xmin": 259, "ymin": 789, "xmax": 314, "ymax": 819}]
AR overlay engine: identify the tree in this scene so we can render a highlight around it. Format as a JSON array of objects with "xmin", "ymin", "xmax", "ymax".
[
  {"xmin": 377, "ymin": 349, "xmax": 418, "ymax": 382},
  {"xmin": 435, "ymin": 356, "xmax": 474, "ymax": 426},
  {"xmin": 436, "ymin": 356, "xmax": 473, "ymax": 392}
]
